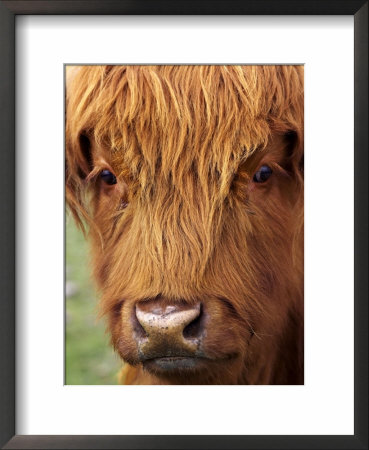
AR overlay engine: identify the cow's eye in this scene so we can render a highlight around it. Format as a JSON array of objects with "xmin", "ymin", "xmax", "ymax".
[
  {"xmin": 253, "ymin": 165, "xmax": 272, "ymax": 183},
  {"xmin": 100, "ymin": 169, "xmax": 117, "ymax": 185}
]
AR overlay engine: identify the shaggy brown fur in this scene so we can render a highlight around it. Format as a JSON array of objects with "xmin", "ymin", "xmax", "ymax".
[{"xmin": 66, "ymin": 65, "xmax": 304, "ymax": 385}]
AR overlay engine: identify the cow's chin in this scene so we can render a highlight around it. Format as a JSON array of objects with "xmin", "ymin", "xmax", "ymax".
[
  {"xmin": 140, "ymin": 352, "xmax": 238, "ymax": 376},
  {"xmin": 143, "ymin": 356, "xmax": 209, "ymax": 372},
  {"xmin": 118, "ymin": 350, "xmax": 242, "ymax": 384}
]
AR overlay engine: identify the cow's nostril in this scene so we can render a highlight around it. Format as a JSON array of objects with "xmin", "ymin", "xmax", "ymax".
[
  {"xmin": 183, "ymin": 304, "xmax": 204, "ymax": 340},
  {"xmin": 131, "ymin": 307, "xmax": 148, "ymax": 340}
]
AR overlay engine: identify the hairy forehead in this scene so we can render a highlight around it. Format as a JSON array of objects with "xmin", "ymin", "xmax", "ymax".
[
  {"xmin": 67, "ymin": 65, "xmax": 303, "ymax": 183},
  {"xmin": 67, "ymin": 66, "xmax": 302, "ymax": 140},
  {"xmin": 93, "ymin": 132, "xmax": 287, "ymax": 167}
]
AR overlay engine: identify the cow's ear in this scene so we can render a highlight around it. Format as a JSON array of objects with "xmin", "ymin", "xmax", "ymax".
[
  {"xmin": 66, "ymin": 132, "xmax": 94, "ymax": 233},
  {"xmin": 65, "ymin": 67, "xmax": 94, "ymax": 232},
  {"xmin": 284, "ymin": 130, "xmax": 304, "ymax": 178}
]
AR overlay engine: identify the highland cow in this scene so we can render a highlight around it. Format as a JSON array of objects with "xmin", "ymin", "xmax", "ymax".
[{"xmin": 66, "ymin": 65, "xmax": 304, "ymax": 385}]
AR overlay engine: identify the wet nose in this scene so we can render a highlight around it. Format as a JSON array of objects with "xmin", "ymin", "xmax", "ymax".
[{"xmin": 134, "ymin": 300, "xmax": 204, "ymax": 358}]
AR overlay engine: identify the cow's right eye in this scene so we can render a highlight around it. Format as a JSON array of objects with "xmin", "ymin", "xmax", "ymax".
[
  {"xmin": 100, "ymin": 169, "xmax": 117, "ymax": 185},
  {"xmin": 253, "ymin": 165, "xmax": 273, "ymax": 183}
]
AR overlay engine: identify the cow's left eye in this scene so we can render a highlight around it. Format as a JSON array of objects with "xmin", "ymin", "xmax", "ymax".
[
  {"xmin": 100, "ymin": 169, "xmax": 117, "ymax": 185},
  {"xmin": 253, "ymin": 165, "xmax": 273, "ymax": 183}
]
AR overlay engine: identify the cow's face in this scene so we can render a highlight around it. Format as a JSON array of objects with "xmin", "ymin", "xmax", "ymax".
[{"xmin": 66, "ymin": 66, "xmax": 304, "ymax": 384}]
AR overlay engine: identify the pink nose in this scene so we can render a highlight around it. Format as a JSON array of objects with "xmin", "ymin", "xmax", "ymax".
[{"xmin": 134, "ymin": 300, "xmax": 204, "ymax": 358}]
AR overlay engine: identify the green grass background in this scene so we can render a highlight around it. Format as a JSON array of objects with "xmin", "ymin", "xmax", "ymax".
[{"xmin": 65, "ymin": 217, "xmax": 121, "ymax": 384}]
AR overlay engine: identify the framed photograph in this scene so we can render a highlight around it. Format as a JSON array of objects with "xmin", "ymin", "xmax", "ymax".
[{"xmin": 1, "ymin": 1, "xmax": 367, "ymax": 449}]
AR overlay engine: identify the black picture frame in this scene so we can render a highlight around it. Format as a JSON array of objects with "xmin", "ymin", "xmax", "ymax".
[{"xmin": 1, "ymin": 1, "xmax": 367, "ymax": 449}]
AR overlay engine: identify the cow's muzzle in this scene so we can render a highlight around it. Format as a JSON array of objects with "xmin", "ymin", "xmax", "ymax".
[{"xmin": 133, "ymin": 299, "xmax": 206, "ymax": 372}]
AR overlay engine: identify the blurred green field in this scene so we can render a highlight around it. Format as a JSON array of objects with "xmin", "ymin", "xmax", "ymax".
[{"xmin": 65, "ymin": 217, "xmax": 121, "ymax": 384}]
